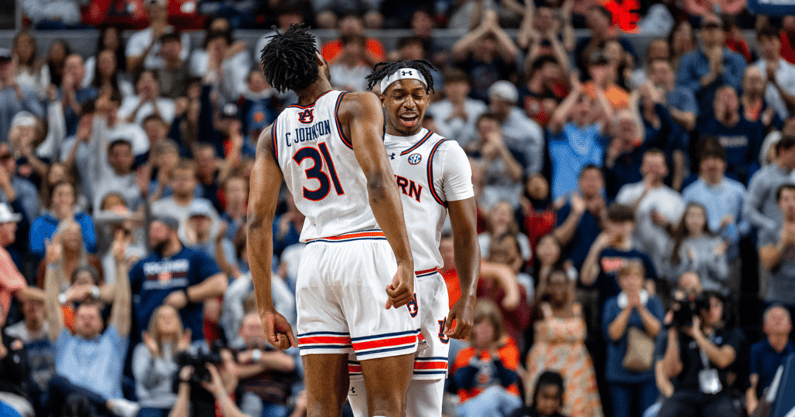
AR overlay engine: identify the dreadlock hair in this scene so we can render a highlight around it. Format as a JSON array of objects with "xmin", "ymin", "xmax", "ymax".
[
  {"xmin": 260, "ymin": 24, "xmax": 319, "ymax": 94},
  {"xmin": 365, "ymin": 59, "xmax": 437, "ymax": 93}
]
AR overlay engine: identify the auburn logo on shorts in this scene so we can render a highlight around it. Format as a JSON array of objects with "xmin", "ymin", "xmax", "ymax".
[
  {"xmin": 407, "ymin": 293, "xmax": 418, "ymax": 318},
  {"xmin": 298, "ymin": 108, "xmax": 314, "ymax": 124},
  {"xmin": 438, "ymin": 319, "xmax": 450, "ymax": 344}
]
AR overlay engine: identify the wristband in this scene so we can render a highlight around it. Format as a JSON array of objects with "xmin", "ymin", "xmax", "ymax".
[
  {"xmin": 90, "ymin": 285, "xmax": 101, "ymax": 299},
  {"xmin": 251, "ymin": 348, "xmax": 262, "ymax": 363},
  {"xmin": 58, "ymin": 293, "xmax": 67, "ymax": 305}
]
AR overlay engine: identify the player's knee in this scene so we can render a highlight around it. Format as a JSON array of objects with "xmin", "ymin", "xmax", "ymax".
[{"xmin": 368, "ymin": 392, "xmax": 406, "ymax": 417}]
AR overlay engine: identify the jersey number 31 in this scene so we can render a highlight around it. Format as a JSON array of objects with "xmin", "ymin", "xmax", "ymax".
[{"xmin": 293, "ymin": 143, "xmax": 344, "ymax": 201}]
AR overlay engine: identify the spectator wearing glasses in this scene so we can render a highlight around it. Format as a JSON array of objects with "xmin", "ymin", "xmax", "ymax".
[{"xmin": 676, "ymin": 15, "xmax": 746, "ymax": 128}]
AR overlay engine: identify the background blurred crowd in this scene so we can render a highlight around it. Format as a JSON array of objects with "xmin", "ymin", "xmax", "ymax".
[{"xmin": 1, "ymin": 1, "xmax": 795, "ymax": 417}]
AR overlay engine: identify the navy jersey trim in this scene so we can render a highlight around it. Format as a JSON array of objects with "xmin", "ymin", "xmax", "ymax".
[
  {"xmin": 334, "ymin": 92, "xmax": 353, "ymax": 149},
  {"xmin": 270, "ymin": 119, "xmax": 279, "ymax": 159},
  {"xmin": 427, "ymin": 138, "xmax": 448, "ymax": 207},
  {"xmin": 288, "ymin": 90, "xmax": 332, "ymax": 109},
  {"xmin": 400, "ymin": 130, "xmax": 433, "ymax": 156}
]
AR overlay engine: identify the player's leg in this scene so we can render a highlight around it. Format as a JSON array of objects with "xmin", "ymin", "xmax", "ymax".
[
  {"xmin": 347, "ymin": 355, "xmax": 368, "ymax": 417},
  {"xmin": 406, "ymin": 379, "xmax": 445, "ymax": 417},
  {"xmin": 302, "ymin": 354, "xmax": 350, "ymax": 417},
  {"xmin": 294, "ymin": 242, "xmax": 354, "ymax": 417},
  {"xmin": 340, "ymin": 240, "xmax": 421, "ymax": 417},
  {"xmin": 406, "ymin": 275, "xmax": 450, "ymax": 417},
  {"xmin": 348, "ymin": 376, "xmax": 445, "ymax": 417},
  {"xmin": 359, "ymin": 353, "xmax": 415, "ymax": 417}
]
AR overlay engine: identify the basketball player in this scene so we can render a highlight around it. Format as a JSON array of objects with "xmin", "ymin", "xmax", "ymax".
[
  {"xmin": 347, "ymin": 60, "xmax": 480, "ymax": 417},
  {"xmin": 247, "ymin": 25, "xmax": 420, "ymax": 417}
]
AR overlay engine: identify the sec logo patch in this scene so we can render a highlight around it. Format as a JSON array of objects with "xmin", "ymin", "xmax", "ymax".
[{"xmin": 408, "ymin": 153, "xmax": 422, "ymax": 165}]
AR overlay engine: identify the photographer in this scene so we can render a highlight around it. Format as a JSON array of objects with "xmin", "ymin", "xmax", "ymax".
[
  {"xmin": 657, "ymin": 291, "xmax": 743, "ymax": 417},
  {"xmin": 233, "ymin": 313, "xmax": 298, "ymax": 417},
  {"xmin": 169, "ymin": 348, "xmax": 248, "ymax": 417}
]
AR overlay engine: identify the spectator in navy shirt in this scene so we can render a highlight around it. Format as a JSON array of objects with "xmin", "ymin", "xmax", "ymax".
[
  {"xmin": 747, "ymin": 304, "xmax": 794, "ymax": 415},
  {"xmin": 676, "ymin": 15, "xmax": 746, "ymax": 128},
  {"xmin": 553, "ymin": 165, "xmax": 606, "ymax": 270},
  {"xmin": 129, "ymin": 215, "xmax": 227, "ymax": 342},
  {"xmin": 603, "ymin": 261, "xmax": 664, "ymax": 417},
  {"xmin": 581, "ymin": 203, "xmax": 658, "ymax": 310},
  {"xmin": 702, "ymin": 85, "xmax": 764, "ymax": 184},
  {"xmin": 603, "ymin": 100, "xmax": 664, "ymax": 199}
]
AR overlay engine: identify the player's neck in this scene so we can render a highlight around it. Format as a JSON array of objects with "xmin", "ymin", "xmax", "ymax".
[
  {"xmin": 296, "ymin": 80, "xmax": 333, "ymax": 106},
  {"xmin": 386, "ymin": 125, "xmax": 423, "ymax": 137}
]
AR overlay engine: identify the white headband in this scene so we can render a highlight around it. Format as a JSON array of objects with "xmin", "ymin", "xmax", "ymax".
[{"xmin": 380, "ymin": 68, "xmax": 427, "ymax": 93}]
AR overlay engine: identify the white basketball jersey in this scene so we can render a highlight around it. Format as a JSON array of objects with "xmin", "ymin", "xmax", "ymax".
[
  {"xmin": 383, "ymin": 128, "xmax": 474, "ymax": 273},
  {"xmin": 271, "ymin": 90, "xmax": 379, "ymax": 241}
]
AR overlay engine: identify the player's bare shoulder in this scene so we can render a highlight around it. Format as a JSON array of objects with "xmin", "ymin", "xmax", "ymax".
[
  {"xmin": 336, "ymin": 91, "xmax": 383, "ymax": 146},
  {"xmin": 255, "ymin": 123, "xmax": 275, "ymax": 157},
  {"xmin": 337, "ymin": 91, "xmax": 382, "ymax": 119}
]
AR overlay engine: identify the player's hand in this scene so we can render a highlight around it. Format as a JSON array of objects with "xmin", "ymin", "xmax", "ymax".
[
  {"xmin": 385, "ymin": 263, "xmax": 414, "ymax": 309},
  {"xmin": 445, "ymin": 294, "xmax": 476, "ymax": 339},
  {"xmin": 261, "ymin": 310, "xmax": 296, "ymax": 350}
]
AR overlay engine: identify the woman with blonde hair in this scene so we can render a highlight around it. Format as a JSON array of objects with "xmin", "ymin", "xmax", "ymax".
[
  {"xmin": 30, "ymin": 180, "xmax": 96, "ymax": 260},
  {"xmin": 133, "ymin": 305, "xmax": 193, "ymax": 417},
  {"xmin": 37, "ymin": 219, "xmax": 102, "ymax": 290}
]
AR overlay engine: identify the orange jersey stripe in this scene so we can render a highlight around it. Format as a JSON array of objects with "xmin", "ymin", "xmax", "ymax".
[
  {"xmin": 299, "ymin": 336, "xmax": 352, "ymax": 345},
  {"xmin": 415, "ymin": 267, "xmax": 439, "ymax": 275},
  {"xmin": 307, "ymin": 230, "xmax": 386, "ymax": 242},
  {"xmin": 414, "ymin": 361, "xmax": 448, "ymax": 370},
  {"xmin": 352, "ymin": 335, "xmax": 417, "ymax": 351}
]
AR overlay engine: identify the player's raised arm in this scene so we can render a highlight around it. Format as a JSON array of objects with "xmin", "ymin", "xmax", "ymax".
[
  {"xmin": 341, "ymin": 92, "xmax": 414, "ymax": 309},
  {"xmin": 247, "ymin": 125, "xmax": 296, "ymax": 350}
]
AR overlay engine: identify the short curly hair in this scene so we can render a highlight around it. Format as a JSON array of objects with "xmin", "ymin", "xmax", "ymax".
[{"xmin": 260, "ymin": 23, "xmax": 319, "ymax": 93}]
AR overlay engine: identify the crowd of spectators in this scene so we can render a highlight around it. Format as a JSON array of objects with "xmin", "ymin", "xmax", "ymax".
[{"xmin": 2, "ymin": 1, "xmax": 795, "ymax": 417}]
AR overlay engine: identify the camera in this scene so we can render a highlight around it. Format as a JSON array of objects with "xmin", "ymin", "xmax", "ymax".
[
  {"xmin": 175, "ymin": 347, "xmax": 223, "ymax": 385},
  {"xmin": 670, "ymin": 294, "xmax": 709, "ymax": 328}
]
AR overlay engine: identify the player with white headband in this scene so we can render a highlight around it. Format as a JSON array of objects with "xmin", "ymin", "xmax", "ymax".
[{"xmin": 346, "ymin": 60, "xmax": 481, "ymax": 417}]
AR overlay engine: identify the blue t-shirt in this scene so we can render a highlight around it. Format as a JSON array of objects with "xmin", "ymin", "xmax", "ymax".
[
  {"xmin": 556, "ymin": 201, "xmax": 602, "ymax": 270},
  {"xmin": 130, "ymin": 247, "xmax": 221, "ymax": 341},
  {"xmin": 55, "ymin": 326, "xmax": 128, "ymax": 400},
  {"xmin": 602, "ymin": 295, "xmax": 665, "ymax": 384},
  {"xmin": 29, "ymin": 212, "xmax": 97, "ymax": 260},
  {"xmin": 666, "ymin": 87, "xmax": 698, "ymax": 117},
  {"xmin": 595, "ymin": 248, "xmax": 658, "ymax": 308},
  {"xmin": 548, "ymin": 123, "xmax": 606, "ymax": 201},
  {"xmin": 749, "ymin": 339, "xmax": 795, "ymax": 397}
]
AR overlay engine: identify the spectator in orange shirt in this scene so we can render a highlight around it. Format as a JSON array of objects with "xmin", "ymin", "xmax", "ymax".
[
  {"xmin": 582, "ymin": 50, "xmax": 630, "ymax": 111},
  {"xmin": 319, "ymin": 14, "xmax": 384, "ymax": 66},
  {"xmin": 452, "ymin": 299, "xmax": 523, "ymax": 417}
]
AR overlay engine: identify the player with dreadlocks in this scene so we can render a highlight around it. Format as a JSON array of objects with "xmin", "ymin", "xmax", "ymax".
[
  {"xmin": 347, "ymin": 59, "xmax": 481, "ymax": 417},
  {"xmin": 248, "ymin": 24, "xmax": 419, "ymax": 417}
]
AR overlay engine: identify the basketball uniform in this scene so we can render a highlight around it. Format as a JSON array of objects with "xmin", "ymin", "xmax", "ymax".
[
  {"xmin": 347, "ymin": 128, "xmax": 475, "ymax": 417},
  {"xmin": 271, "ymin": 90, "xmax": 420, "ymax": 360}
]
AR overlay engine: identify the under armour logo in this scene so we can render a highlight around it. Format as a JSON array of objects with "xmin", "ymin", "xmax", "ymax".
[
  {"xmin": 390, "ymin": 153, "xmax": 395, "ymax": 160},
  {"xmin": 401, "ymin": 70, "xmax": 412, "ymax": 76}
]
